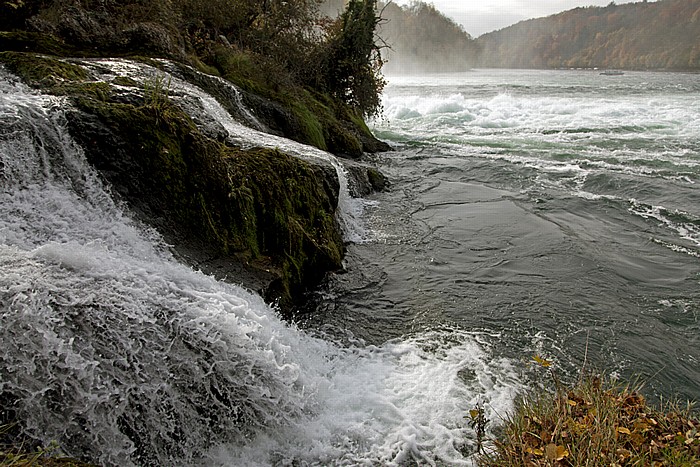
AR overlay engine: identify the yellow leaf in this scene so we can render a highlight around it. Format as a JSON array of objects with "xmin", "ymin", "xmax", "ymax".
[
  {"xmin": 532, "ymin": 355, "xmax": 552, "ymax": 367},
  {"xmin": 556, "ymin": 445, "xmax": 569, "ymax": 460},
  {"xmin": 617, "ymin": 427, "xmax": 631, "ymax": 435},
  {"xmin": 545, "ymin": 444, "xmax": 569, "ymax": 460},
  {"xmin": 525, "ymin": 446, "xmax": 545, "ymax": 456},
  {"xmin": 567, "ymin": 399, "xmax": 577, "ymax": 406},
  {"xmin": 469, "ymin": 409, "xmax": 480, "ymax": 419}
]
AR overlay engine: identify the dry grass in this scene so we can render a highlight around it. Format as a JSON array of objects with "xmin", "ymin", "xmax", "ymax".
[
  {"xmin": 479, "ymin": 360, "xmax": 700, "ymax": 466},
  {"xmin": 1, "ymin": 424, "xmax": 92, "ymax": 467}
]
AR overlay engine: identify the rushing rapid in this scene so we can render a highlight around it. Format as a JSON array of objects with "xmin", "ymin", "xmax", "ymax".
[
  {"xmin": 0, "ymin": 66, "xmax": 520, "ymax": 466},
  {"xmin": 315, "ymin": 69, "xmax": 700, "ymax": 405}
]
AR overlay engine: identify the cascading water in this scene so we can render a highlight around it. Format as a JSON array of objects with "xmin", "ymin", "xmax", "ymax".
[
  {"xmin": 0, "ymin": 65, "xmax": 520, "ymax": 466},
  {"xmin": 79, "ymin": 58, "xmax": 372, "ymax": 243}
]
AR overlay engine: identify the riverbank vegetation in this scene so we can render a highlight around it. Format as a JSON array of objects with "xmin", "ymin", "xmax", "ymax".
[
  {"xmin": 478, "ymin": 359, "xmax": 700, "ymax": 466},
  {"xmin": 0, "ymin": 0, "xmax": 387, "ymax": 153}
]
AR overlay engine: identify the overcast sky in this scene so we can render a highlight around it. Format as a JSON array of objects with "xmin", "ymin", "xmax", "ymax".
[{"xmin": 390, "ymin": 0, "xmax": 654, "ymax": 37}]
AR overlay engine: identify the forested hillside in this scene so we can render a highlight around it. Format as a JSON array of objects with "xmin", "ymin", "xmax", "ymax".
[
  {"xmin": 377, "ymin": 1, "xmax": 481, "ymax": 74},
  {"xmin": 477, "ymin": 0, "xmax": 700, "ymax": 70}
]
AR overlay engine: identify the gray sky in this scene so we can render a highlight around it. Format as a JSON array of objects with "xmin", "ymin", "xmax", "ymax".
[{"xmin": 390, "ymin": 0, "xmax": 655, "ymax": 37}]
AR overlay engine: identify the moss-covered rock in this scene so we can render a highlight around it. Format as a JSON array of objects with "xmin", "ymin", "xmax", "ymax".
[
  {"xmin": 208, "ymin": 45, "xmax": 389, "ymax": 157},
  {"xmin": 0, "ymin": 31, "xmax": 78, "ymax": 56},
  {"xmin": 0, "ymin": 51, "xmax": 87, "ymax": 85},
  {"xmin": 65, "ymin": 94, "xmax": 344, "ymax": 310},
  {"xmin": 0, "ymin": 50, "xmax": 347, "ymax": 309}
]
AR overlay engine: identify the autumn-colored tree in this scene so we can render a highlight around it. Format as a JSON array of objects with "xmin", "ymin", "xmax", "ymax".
[{"xmin": 478, "ymin": 0, "xmax": 700, "ymax": 71}]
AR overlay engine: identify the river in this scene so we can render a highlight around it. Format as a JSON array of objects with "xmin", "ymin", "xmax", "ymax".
[
  {"xmin": 310, "ymin": 69, "xmax": 700, "ymax": 407},
  {"xmin": 1, "ymin": 65, "xmax": 698, "ymax": 466}
]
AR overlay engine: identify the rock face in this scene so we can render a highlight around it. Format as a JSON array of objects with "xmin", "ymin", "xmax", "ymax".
[
  {"xmin": 67, "ymin": 98, "xmax": 345, "ymax": 312},
  {"xmin": 0, "ymin": 51, "xmax": 347, "ymax": 313}
]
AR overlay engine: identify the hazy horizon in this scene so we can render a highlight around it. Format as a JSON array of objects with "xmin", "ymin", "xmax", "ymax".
[{"xmin": 389, "ymin": 0, "xmax": 658, "ymax": 37}]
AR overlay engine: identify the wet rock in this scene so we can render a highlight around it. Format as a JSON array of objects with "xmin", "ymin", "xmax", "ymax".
[{"xmin": 343, "ymin": 159, "xmax": 390, "ymax": 197}]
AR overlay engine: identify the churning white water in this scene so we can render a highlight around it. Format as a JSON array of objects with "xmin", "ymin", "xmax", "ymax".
[{"xmin": 0, "ymin": 67, "xmax": 520, "ymax": 465}]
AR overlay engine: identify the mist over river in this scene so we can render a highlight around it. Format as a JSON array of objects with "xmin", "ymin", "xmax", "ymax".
[{"xmin": 311, "ymin": 69, "xmax": 700, "ymax": 403}]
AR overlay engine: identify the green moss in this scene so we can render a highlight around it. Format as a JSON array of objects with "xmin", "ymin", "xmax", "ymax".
[
  {"xmin": 0, "ymin": 51, "xmax": 87, "ymax": 85},
  {"xmin": 0, "ymin": 31, "xmax": 77, "ymax": 56},
  {"xmin": 209, "ymin": 45, "xmax": 376, "ymax": 156},
  {"xmin": 54, "ymin": 81, "xmax": 112, "ymax": 100},
  {"xmin": 189, "ymin": 55, "xmax": 220, "ymax": 77},
  {"xmin": 290, "ymin": 101, "xmax": 327, "ymax": 151},
  {"xmin": 366, "ymin": 167, "xmax": 387, "ymax": 191},
  {"xmin": 112, "ymin": 76, "xmax": 138, "ymax": 87},
  {"xmin": 71, "ymin": 95, "xmax": 343, "ymax": 309},
  {"xmin": 324, "ymin": 119, "xmax": 362, "ymax": 157},
  {"xmin": 224, "ymin": 147, "xmax": 344, "ymax": 303},
  {"xmin": 212, "ymin": 47, "xmax": 270, "ymax": 98}
]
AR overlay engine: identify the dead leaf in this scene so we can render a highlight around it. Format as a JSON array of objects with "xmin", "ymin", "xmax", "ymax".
[
  {"xmin": 545, "ymin": 443, "xmax": 569, "ymax": 461},
  {"xmin": 525, "ymin": 446, "xmax": 544, "ymax": 456},
  {"xmin": 533, "ymin": 355, "xmax": 552, "ymax": 367},
  {"xmin": 616, "ymin": 427, "xmax": 631, "ymax": 435},
  {"xmin": 616, "ymin": 448, "xmax": 631, "ymax": 460}
]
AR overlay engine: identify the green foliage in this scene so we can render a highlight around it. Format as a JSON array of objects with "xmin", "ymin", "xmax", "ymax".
[
  {"xmin": 3, "ymin": 0, "xmax": 387, "ymax": 150},
  {"xmin": 143, "ymin": 73, "xmax": 173, "ymax": 118},
  {"xmin": 478, "ymin": 0, "xmax": 700, "ymax": 70},
  {"xmin": 322, "ymin": 0, "xmax": 385, "ymax": 118}
]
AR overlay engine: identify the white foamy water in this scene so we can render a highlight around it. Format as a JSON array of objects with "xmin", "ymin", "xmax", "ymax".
[
  {"xmin": 374, "ymin": 69, "xmax": 700, "ymax": 257},
  {"xmin": 355, "ymin": 70, "xmax": 700, "ymax": 404},
  {"xmin": 79, "ymin": 58, "xmax": 374, "ymax": 243},
  {"xmin": 0, "ymin": 68, "xmax": 521, "ymax": 465}
]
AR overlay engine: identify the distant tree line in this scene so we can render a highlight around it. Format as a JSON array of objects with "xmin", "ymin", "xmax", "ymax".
[
  {"xmin": 0, "ymin": 0, "xmax": 385, "ymax": 117},
  {"xmin": 376, "ymin": 0, "xmax": 481, "ymax": 74},
  {"xmin": 477, "ymin": 0, "xmax": 700, "ymax": 70}
]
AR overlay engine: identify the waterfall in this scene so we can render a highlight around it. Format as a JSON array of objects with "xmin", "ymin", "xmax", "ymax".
[
  {"xmin": 79, "ymin": 58, "xmax": 372, "ymax": 243},
  {"xmin": 0, "ymin": 65, "xmax": 520, "ymax": 466},
  {"xmin": 0, "ymin": 69, "xmax": 321, "ymax": 465}
]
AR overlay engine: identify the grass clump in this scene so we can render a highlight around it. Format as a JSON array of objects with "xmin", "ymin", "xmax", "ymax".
[
  {"xmin": 479, "ymin": 358, "xmax": 700, "ymax": 466},
  {"xmin": 1, "ymin": 424, "xmax": 93, "ymax": 467}
]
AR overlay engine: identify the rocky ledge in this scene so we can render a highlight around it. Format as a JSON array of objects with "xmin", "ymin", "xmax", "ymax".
[{"xmin": 0, "ymin": 49, "xmax": 390, "ymax": 314}]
